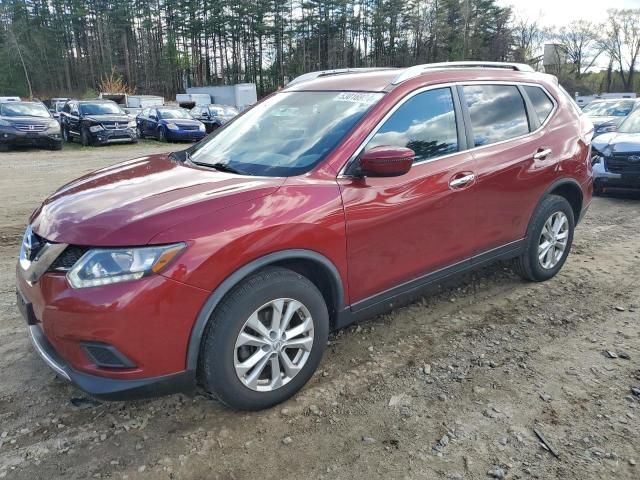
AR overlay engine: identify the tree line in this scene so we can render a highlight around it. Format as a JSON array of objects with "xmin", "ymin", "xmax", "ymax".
[{"xmin": 0, "ymin": 0, "xmax": 638, "ymax": 99}]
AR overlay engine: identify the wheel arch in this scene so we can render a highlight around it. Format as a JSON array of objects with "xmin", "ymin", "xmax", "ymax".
[
  {"xmin": 185, "ymin": 249, "xmax": 346, "ymax": 371},
  {"xmin": 532, "ymin": 178, "xmax": 583, "ymax": 231}
]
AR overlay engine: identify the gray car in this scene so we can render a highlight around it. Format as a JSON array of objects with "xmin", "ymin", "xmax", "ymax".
[
  {"xmin": 592, "ymin": 108, "xmax": 640, "ymax": 193},
  {"xmin": 0, "ymin": 101, "xmax": 63, "ymax": 151},
  {"xmin": 583, "ymin": 98, "xmax": 640, "ymax": 137}
]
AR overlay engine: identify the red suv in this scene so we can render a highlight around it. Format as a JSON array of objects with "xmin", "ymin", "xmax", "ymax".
[{"xmin": 16, "ymin": 62, "xmax": 593, "ymax": 410}]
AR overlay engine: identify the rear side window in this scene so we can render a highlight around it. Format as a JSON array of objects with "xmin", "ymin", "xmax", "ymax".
[
  {"xmin": 524, "ymin": 86, "xmax": 554, "ymax": 123},
  {"xmin": 462, "ymin": 85, "xmax": 530, "ymax": 147},
  {"xmin": 365, "ymin": 87, "xmax": 459, "ymax": 163}
]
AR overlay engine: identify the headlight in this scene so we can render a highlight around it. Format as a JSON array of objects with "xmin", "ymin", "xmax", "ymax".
[
  {"xmin": 166, "ymin": 123, "xmax": 178, "ymax": 130},
  {"xmin": 67, "ymin": 243, "xmax": 185, "ymax": 288},
  {"xmin": 128, "ymin": 120, "xmax": 136, "ymax": 128},
  {"xmin": 198, "ymin": 124, "xmax": 205, "ymax": 131},
  {"xmin": 597, "ymin": 125, "xmax": 617, "ymax": 134},
  {"xmin": 48, "ymin": 120, "xmax": 59, "ymax": 128},
  {"xmin": 89, "ymin": 125, "xmax": 104, "ymax": 133}
]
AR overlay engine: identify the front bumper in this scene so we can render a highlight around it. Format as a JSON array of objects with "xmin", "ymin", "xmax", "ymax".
[
  {"xmin": 16, "ymin": 259, "xmax": 209, "ymax": 400},
  {"xmin": 91, "ymin": 127, "xmax": 137, "ymax": 145},
  {"xmin": 166, "ymin": 129, "xmax": 206, "ymax": 142},
  {"xmin": 0, "ymin": 127, "xmax": 62, "ymax": 148},
  {"xmin": 593, "ymin": 162, "xmax": 640, "ymax": 190},
  {"xmin": 25, "ymin": 320, "xmax": 195, "ymax": 400}
]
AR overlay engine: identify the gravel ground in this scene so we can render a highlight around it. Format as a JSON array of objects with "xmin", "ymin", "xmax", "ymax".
[{"xmin": 1, "ymin": 143, "xmax": 639, "ymax": 480}]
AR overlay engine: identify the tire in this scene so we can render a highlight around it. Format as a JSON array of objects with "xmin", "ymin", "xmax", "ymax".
[
  {"xmin": 0, "ymin": 144, "xmax": 10, "ymax": 152},
  {"xmin": 513, "ymin": 194, "xmax": 575, "ymax": 282},
  {"xmin": 80, "ymin": 127, "xmax": 91, "ymax": 147},
  {"xmin": 158, "ymin": 127, "xmax": 167, "ymax": 142},
  {"xmin": 50, "ymin": 142, "xmax": 63, "ymax": 151},
  {"xmin": 137, "ymin": 126, "xmax": 145, "ymax": 139},
  {"xmin": 62, "ymin": 126, "xmax": 71, "ymax": 143},
  {"xmin": 199, "ymin": 267, "xmax": 329, "ymax": 410}
]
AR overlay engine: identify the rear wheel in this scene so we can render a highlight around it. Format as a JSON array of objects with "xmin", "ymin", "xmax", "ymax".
[
  {"xmin": 513, "ymin": 194, "xmax": 575, "ymax": 282},
  {"xmin": 199, "ymin": 267, "xmax": 329, "ymax": 410}
]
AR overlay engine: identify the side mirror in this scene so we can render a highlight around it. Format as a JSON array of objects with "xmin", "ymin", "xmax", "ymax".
[{"xmin": 358, "ymin": 146, "xmax": 414, "ymax": 177}]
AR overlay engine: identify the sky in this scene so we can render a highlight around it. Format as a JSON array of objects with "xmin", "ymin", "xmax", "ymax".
[{"xmin": 496, "ymin": 0, "xmax": 640, "ymax": 27}]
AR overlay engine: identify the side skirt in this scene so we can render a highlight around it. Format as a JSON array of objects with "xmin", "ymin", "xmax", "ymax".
[{"xmin": 334, "ymin": 240, "xmax": 524, "ymax": 329}]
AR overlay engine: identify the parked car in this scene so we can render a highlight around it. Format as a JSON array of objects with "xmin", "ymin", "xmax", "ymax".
[
  {"xmin": 583, "ymin": 98, "xmax": 640, "ymax": 136},
  {"xmin": 591, "ymin": 108, "xmax": 640, "ymax": 194},
  {"xmin": 0, "ymin": 100, "xmax": 62, "ymax": 151},
  {"xmin": 190, "ymin": 104, "xmax": 239, "ymax": 133},
  {"xmin": 60, "ymin": 100, "xmax": 137, "ymax": 146},
  {"xmin": 136, "ymin": 106, "xmax": 206, "ymax": 142},
  {"xmin": 0, "ymin": 96, "xmax": 21, "ymax": 102},
  {"xmin": 16, "ymin": 62, "xmax": 593, "ymax": 410},
  {"xmin": 48, "ymin": 99, "xmax": 68, "ymax": 120}
]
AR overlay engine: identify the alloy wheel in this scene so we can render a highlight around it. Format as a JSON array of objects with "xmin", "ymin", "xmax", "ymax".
[
  {"xmin": 234, "ymin": 298, "xmax": 314, "ymax": 392},
  {"xmin": 538, "ymin": 211, "xmax": 569, "ymax": 269}
]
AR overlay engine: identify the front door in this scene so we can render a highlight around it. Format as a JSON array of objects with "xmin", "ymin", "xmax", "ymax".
[{"xmin": 339, "ymin": 87, "xmax": 478, "ymax": 306}]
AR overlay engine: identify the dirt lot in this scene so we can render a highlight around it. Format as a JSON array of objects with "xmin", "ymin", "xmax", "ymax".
[{"xmin": 1, "ymin": 143, "xmax": 639, "ymax": 480}]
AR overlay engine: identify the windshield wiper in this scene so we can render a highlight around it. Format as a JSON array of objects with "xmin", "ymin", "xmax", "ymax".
[{"xmin": 209, "ymin": 162, "xmax": 249, "ymax": 175}]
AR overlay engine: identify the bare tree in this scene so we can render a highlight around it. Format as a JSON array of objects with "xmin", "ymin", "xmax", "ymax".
[
  {"xmin": 555, "ymin": 20, "xmax": 603, "ymax": 79},
  {"xmin": 601, "ymin": 9, "xmax": 640, "ymax": 91},
  {"xmin": 510, "ymin": 15, "xmax": 546, "ymax": 68}
]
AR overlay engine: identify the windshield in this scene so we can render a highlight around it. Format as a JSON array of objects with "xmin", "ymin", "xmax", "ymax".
[
  {"xmin": 583, "ymin": 100, "xmax": 635, "ymax": 117},
  {"xmin": 80, "ymin": 103, "xmax": 124, "ymax": 115},
  {"xmin": 189, "ymin": 91, "xmax": 383, "ymax": 176},
  {"xmin": 158, "ymin": 109, "xmax": 192, "ymax": 119},
  {"xmin": 0, "ymin": 102, "xmax": 50, "ymax": 118},
  {"xmin": 210, "ymin": 105, "xmax": 238, "ymax": 116},
  {"xmin": 618, "ymin": 109, "xmax": 640, "ymax": 134}
]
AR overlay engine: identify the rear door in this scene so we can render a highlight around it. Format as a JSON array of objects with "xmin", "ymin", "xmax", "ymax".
[
  {"xmin": 339, "ymin": 86, "xmax": 478, "ymax": 306},
  {"xmin": 460, "ymin": 83, "xmax": 556, "ymax": 255}
]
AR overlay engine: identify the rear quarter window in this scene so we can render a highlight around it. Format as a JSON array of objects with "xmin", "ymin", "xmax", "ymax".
[
  {"xmin": 462, "ymin": 84, "xmax": 530, "ymax": 147},
  {"xmin": 524, "ymin": 86, "xmax": 555, "ymax": 123}
]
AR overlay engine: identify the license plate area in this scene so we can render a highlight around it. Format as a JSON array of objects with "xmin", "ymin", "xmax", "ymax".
[{"xmin": 16, "ymin": 289, "xmax": 38, "ymax": 325}]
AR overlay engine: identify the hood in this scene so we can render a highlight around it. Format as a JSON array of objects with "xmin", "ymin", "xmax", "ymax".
[
  {"xmin": 161, "ymin": 118, "xmax": 202, "ymax": 127},
  {"xmin": 84, "ymin": 114, "xmax": 131, "ymax": 123},
  {"xmin": 592, "ymin": 132, "xmax": 640, "ymax": 153},
  {"xmin": 30, "ymin": 154, "xmax": 284, "ymax": 246},
  {"xmin": 1, "ymin": 116, "xmax": 52, "ymax": 124},
  {"xmin": 587, "ymin": 115, "xmax": 624, "ymax": 128}
]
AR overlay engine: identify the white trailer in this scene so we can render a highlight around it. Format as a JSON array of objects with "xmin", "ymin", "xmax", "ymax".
[
  {"xmin": 185, "ymin": 83, "xmax": 257, "ymax": 111},
  {"xmin": 176, "ymin": 93, "xmax": 212, "ymax": 109}
]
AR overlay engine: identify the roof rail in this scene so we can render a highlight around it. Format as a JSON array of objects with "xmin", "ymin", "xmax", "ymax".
[
  {"xmin": 392, "ymin": 61, "xmax": 535, "ymax": 85},
  {"xmin": 287, "ymin": 68, "xmax": 397, "ymax": 87}
]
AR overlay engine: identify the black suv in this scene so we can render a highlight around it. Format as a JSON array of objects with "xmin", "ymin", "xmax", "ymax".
[
  {"xmin": 0, "ymin": 101, "xmax": 62, "ymax": 151},
  {"xmin": 60, "ymin": 100, "xmax": 137, "ymax": 146}
]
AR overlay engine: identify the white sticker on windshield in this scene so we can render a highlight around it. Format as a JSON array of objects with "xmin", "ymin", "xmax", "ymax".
[{"xmin": 335, "ymin": 92, "xmax": 380, "ymax": 104}]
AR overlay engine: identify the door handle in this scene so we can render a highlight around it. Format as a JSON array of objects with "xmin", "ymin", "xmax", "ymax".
[
  {"xmin": 449, "ymin": 173, "xmax": 476, "ymax": 189},
  {"xmin": 534, "ymin": 148, "xmax": 552, "ymax": 159}
]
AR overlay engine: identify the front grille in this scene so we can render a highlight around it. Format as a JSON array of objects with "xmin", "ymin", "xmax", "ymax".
[
  {"xmin": 179, "ymin": 125, "xmax": 200, "ymax": 131},
  {"xmin": 102, "ymin": 122, "xmax": 130, "ymax": 130},
  {"xmin": 607, "ymin": 152, "xmax": 640, "ymax": 174},
  {"xmin": 48, "ymin": 245, "xmax": 88, "ymax": 271},
  {"xmin": 14, "ymin": 124, "xmax": 47, "ymax": 132}
]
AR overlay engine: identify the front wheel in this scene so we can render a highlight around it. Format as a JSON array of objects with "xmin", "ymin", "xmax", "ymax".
[
  {"xmin": 199, "ymin": 267, "xmax": 329, "ymax": 410},
  {"xmin": 158, "ymin": 127, "xmax": 168, "ymax": 142},
  {"xmin": 513, "ymin": 194, "xmax": 575, "ymax": 282},
  {"xmin": 62, "ymin": 126, "xmax": 71, "ymax": 143},
  {"xmin": 80, "ymin": 127, "xmax": 91, "ymax": 147},
  {"xmin": 137, "ymin": 125, "xmax": 145, "ymax": 139}
]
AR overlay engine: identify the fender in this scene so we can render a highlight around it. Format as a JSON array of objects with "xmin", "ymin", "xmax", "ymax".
[
  {"xmin": 528, "ymin": 177, "xmax": 584, "ymax": 232},
  {"xmin": 185, "ymin": 249, "xmax": 346, "ymax": 371}
]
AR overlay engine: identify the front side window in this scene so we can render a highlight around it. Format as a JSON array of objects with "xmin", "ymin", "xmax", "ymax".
[
  {"xmin": 364, "ymin": 88, "xmax": 459, "ymax": 163},
  {"xmin": 189, "ymin": 91, "xmax": 383, "ymax": 177},
  {"xmin": 524, "ymin": 86, "xmax": 554, "ymax": 124},
  {"xmin": 463, "ymin": 85, "xmax": 530, "ymax": 147}
]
